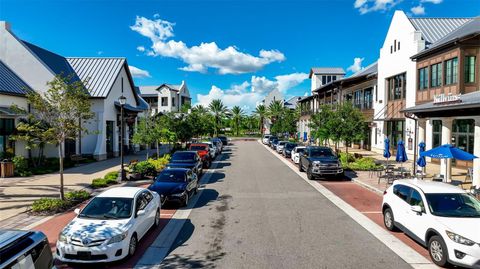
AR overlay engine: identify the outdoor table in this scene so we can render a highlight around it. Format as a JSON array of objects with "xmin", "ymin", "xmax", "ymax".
[{"xmin": 415, "ymin": 172, "xmax": 428, "ymax": 180}]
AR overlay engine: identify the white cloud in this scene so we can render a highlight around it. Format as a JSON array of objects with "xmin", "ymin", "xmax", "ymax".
[
  {"xmin": 129, "ymin": 65, "xmax": 151, "ymax": 78},
  {"xmin": 411, "ymin": 5, "xmax": 426, "ymax": 15},
  {"xmin": 421, "ymin": 0, "xmax": 442, "ymax": 3},
  {"xmin": 353, "ymin": 0, "xmax": 402, "ymax": 14},
  {"xmin": 195, "ymin": 72, "xmax": 308, "ymax": 111},
  {"xmin": 131, "ymin": 16, "xmax": 285, "ymax": 74},
  {"xmin": 347, "ymin": 57, "xmax": 365, "ymax": 73},
  {"xmin": 137, "ymin": 46, "xmax": 146, "ymax": 52}
]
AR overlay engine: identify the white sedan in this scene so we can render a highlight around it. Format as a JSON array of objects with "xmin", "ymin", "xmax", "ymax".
[
  {"xmin": 56, "ymin": 187, "xmax": 161, "ymax": 263},
  {"xmin": 382, "ymin": 180, "xmax": 480, "ymax": 268},
  {"xmin": 291, "ymin": 146, "xmax": 306, "ymax": 164}
]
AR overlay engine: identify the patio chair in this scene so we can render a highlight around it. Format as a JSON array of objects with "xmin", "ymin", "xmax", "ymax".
[
  {"xmin": 432, "ymin": 174, "xmax": 444, "ymax": 182},
  {"xmin": 462, "ymin": 168, "xmax": 473, "ymax": 186},
  {"xmin": 378, "ymin": 170, "xmax": 394, "ymax": 185}
]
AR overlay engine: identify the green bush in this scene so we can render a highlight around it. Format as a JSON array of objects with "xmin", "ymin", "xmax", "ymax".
[
  {"xmin": 104, "ymin": 171, "xmax": 119, "ymax": 180},
  {"xmin": 131, "ymin": 161, "xmax": 156, "ymax": 176},
  {"xmin": 339, "ymin": 153, "xmax": 355, "ymax": 164},
  {"xmin": 12, "ymin": 156, "xmax": 32, "ymax": 177},
  {"xmin": 65, "ymin": 190, "xmax": 90, "ymax": 201},
  {"xmin": 342, "ymin": 157, "xmax": 381, "ymax": 171},
  {"xmin": 147, "ymin": 155, "xmax": 171, "ymax": 172},
  {"xmin": 32, "ymin": 198, "xmax": 70, "ymax": 213},
  {"xmin": 91, "ymin": 178, "xmax": 108, "ymax": 188}
]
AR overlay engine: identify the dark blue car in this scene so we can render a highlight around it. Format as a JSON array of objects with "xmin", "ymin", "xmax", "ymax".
[
  {"xmin": 148, "ymin": 168, "xmax": 199, "ymax": 207},
  {"xmin": 167, "ymin": 151, "xmax": 203, "ymax": 175}
]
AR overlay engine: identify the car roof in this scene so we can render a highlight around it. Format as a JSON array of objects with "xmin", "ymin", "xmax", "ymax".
[
  {"xmin": 307, "ymin": 146, "xmax": 331, "ymax": 149},
  {"xmin": 161, "ymin": 168, "xmax": 189, "ymax": 173},
  {"xmin": 173, "ymin": 150, "xmax": 198, "ymax": 154},
  {"xmin": 190, "ymin": 143, "xmax": 208, "ymax": 146},
  {"xmin": 0, "ymin": 230, "xmax": 30, "ymax": 249},
  {"xmin": 394, "ymin": 179, "xmax": 466, "ymax": 194},
  {"xmin": 97, "ymin": 187, "xmax": 145, "ymax": 198}
]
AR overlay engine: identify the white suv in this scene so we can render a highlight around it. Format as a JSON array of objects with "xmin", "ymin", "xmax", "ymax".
[
  {"xmin": 382, "ymin": 180, "xmax": 480, "ymax": 268},
  {"xmin": 262, "ymin": 135, "xmax": 271, "ymax": 144},
  {"xmin": 291, "ymin": 146, "xmax": 306, "ymax": 164}
]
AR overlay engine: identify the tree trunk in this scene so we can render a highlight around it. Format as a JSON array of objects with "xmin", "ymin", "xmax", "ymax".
[
  {"xmin": 345, "ymin": 141, "xmax": 349, "ymax": 165},
  {"xmin": 58, "ymin": 141, "xmax": 65, "ymax": 200}
]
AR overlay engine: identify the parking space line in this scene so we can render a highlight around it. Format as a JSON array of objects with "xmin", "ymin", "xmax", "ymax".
[
  {"xmin": 134, "ymin": 152, "xmax": 223, "ymax": 269},
  {"xmin": 259, "ymin": 141, "xmax": 435, "ymax": 269}
]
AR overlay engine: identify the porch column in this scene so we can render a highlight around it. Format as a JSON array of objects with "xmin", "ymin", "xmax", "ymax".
[
  {"xmin": 441, "ymin": 118, "xmax": 453, "ymax": 182},
  {"xmin": 418, "ymin": 118, "xmax": 426, "ymax": 144},
  {"xmin": 473, "ymin": 117, "xmax": 480, "ymax": 188}
]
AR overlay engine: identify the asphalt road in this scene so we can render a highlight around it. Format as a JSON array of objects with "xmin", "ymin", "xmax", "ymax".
[{"xmin": 160, "ymin": 141, "xmax": 412, "ymax": 269}]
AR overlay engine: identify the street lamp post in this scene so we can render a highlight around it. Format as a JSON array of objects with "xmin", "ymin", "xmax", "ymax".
[{"xmin": 119, "ymin": 95, "xmax": 127, "ymax": 180}]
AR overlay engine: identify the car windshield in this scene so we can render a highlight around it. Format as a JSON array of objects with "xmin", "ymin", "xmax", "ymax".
[
  {"xmin": 296, "ymin": 148, "xmax": 305, "ymax": 153},
  {"xmin": 79, "ymin": 197, "xmax": 133, "ymax": 219},
  {"xmin": 285, "ymin": 143, "xmax": 297, "ymax": 150},
  {"xmin": 156, "ymin": 170, "xmax": 186, "ymax": 182},
  {"xmin": 190, "ymin": 145, "xmax": 207, "ymax": 151},
  {"xmin": 425, "ymin": 193, "xmax": 480, "ymax": 218},
  {"xmin": 270, "ymin": 136, "xmax": 278, "ymax": 140},
  {"xmin": 172, "ymin": 152, "xmax": 196, "ymax": 161},
  {"xmin": 310, "ymin": 148, "xmax": 334, "ymax": 157},
  {"xmin": 278, "ymin": 142, "xmax": 286, "ymax": 146}
]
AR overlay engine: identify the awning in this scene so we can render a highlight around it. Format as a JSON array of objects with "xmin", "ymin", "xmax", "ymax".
[
  {"xmin": 0, "ymin": 106, "xmax": 23, "ymax": 116},
  {"xmin": 114, "ymin": 101, "xmax": 145, "ymax": 113}
]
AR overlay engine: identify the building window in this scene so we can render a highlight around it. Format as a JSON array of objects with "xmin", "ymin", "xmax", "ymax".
[
  {"xmin": 0, "ymin": 118, "xmax": 15, "ymax": 158},
  {"xmin": 387, "ymin": 120, "xmax": 404, "ymax": 148},
  {"xmin": 418, "ymin": 67, "xmax": 429, "ymax": 90},
  {"xmin": 364, "ymin": 88, "xmax": 373, "ymax": 109},
  {"xmin": 394, "ymin": 40, "xmax": 397, "ymax": 52},
  {"xmin": 171, "ymin": 97, "xmax": 176, "ymax": 107},
  {"xmin": 390, "ymin": 45, "xmax": 393, "ymax": 54},
  {"xmin": 332, "ymin": 75, "xmax": 337, "ymax": 81},
  {"xmin": 431, "ymin": 63, "xmax": 442, "ymax": 88},
  {"xmin": 387, "ymin": 73, "xmax": 406, "ymax": 100},
  {"xmin": 322, "ymin": 76, "xmax": 326, "ymax": 85},
  {"xmin": 445, "ymin": 57, "xmax": 458, "ymax": 85},
  {"xmin": 398, "ymin": 41, "xmax": 400, "ymax": 50},
  {"xmin": 453, "ymin": 119, "xmax": 474, "ymax": 154},
  {"xmin": 161, "ymin": 97, "xmax": 168, "ymax": 106},
  {"xmin": 465, "ymin": 56, "xmax": 476, "ymax": 83},
  {"xmin": 354, "ymin": 90, "xmax": 362, "ymax": 109},
  {"xmin": 432, "ymin": 120, "xmax": 442, "ymax": 148}
]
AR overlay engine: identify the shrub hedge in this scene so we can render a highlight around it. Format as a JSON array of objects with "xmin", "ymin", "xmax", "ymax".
[{"xmin": 31, "ymin": 190, "xmax": 91, "ymax": 214}]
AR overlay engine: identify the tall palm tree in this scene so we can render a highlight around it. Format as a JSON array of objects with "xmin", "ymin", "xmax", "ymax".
[
  {"xmin": 231, "ymin": 106, "xmax": 244, "ymax": 136},
  {"xmin": 192, "ymin": 104, "xmax": 208, "ymax": 115},
  {"xmin": 208, "ymin": 99, "xmax": 228, "ymax": 136},
  {"xmin": 254, "ymin": 104, "xmax": 266, "ymax": 135},
  {"xmin": 267, "ymin": 100, "xmax": 285, "ymax": 135}
]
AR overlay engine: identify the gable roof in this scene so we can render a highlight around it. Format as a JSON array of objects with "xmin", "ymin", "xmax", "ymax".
[
  {"xmin": 349, "ymin": 62, "xmax": 377, "ymax": 78},
  {"xmin": 412, "ymin": 17, "xmax": 480, "ymax": 59},
  {"xmin": 408, "ymin": 17, "xmax": 471, "ymax": 45},
  {"xmin": 0, "ymin": 60, "xmax": 32, "ymax": 96},
  {"xmin": 22, "ymin": 41, "xmax": 80, "ymax": 81},
  {"xmin": 138, "ymin": 86, "xmax": 160, "ymax": 97},
  {"xmin": 66, "ymin": 57, "xmax": 125, "ymax": 98},
  {"xmin": 309, "ymin": 67, "xmax": 345, "ymax": 78}
]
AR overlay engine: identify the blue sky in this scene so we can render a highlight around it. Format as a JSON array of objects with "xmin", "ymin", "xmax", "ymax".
[{"xmin": 1, "ymin": 0, "xmax": 479, "ymax": 111}]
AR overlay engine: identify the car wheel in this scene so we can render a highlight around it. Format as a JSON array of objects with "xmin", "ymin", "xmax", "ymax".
[
  {"xmin": 429, "ymin": 235, "xmax": 449, "ymax": 267},
  {"xmin": 298, "ymin": 162, "xmax": 304, "ymax": 172},
  {"xmin": 307, "ymin": 166, "xmax": 314, "ymax": 180},
  {"xmin": 128, "ymin": 234, "xmax": 137, "ymax": 257},
  {"xmin": 182, "ymin": 193, "xmax": 189, "ymax": 207},
  {"xmin": 383, "ymin": 208, "xmax": 397, "ymax": 231},
  {"xmin": 154, "ymin": 209, "xmax": 160, "ymax": 227}
]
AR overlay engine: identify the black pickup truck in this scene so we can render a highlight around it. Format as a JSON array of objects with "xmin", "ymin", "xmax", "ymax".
[{"xmin": 298, "ymin": 146, "xmax": 344, "ymax": 180}]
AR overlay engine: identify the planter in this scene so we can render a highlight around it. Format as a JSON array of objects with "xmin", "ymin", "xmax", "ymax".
[{"xmin": 128, "ymin": 172, "xmax": 144, "ymax": 181}]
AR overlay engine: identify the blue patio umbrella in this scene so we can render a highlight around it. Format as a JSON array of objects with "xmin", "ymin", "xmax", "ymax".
[
  {"xmin": 417, "ymin": 142, "xmax": 427, "ymax": 168},
  {"xmin": 384, "ymin": 138, "xmax": 391, "ymax": 167},
  {"xmin": 421, "ymin": 144, "xmax": 477, "ymax": 181},
  {"xmin": 396, "ymin": 140, "xmax": 408, "ymax": 168}
]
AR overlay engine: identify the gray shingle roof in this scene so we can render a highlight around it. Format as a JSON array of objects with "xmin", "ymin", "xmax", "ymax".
[
  {"xmin": 408, "ymin": 18, "xmax": 471, "ymax": 45},
  {"xmin": 67, "ymin": 57, "xmax": 125, "ymax": 98},
  {"xmin": 138, "ymin": 85, "xmax": 160, "ymax": 97},
  {"xmin": 0, "ymin": 60, "xmax": 31, "ymax": 96},
  {"xmin": 310, "ymin": 67, "xmax": 345, "ymax": 75}
]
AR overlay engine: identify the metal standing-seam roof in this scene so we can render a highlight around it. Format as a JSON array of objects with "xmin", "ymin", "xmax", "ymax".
[
  {"xmin": 138, "ymin": 85, "xmax": 160, "ymax": 97},
  {"xmin": 0, "ymin": 60, "xmax": 32, "ymax": 96},
  {"xmin": 67, "ymin": 57, "xmax": 125, "ymax": 98},
  {"xmin": 408, "ymin": 18, "xmax": 472, "ymax": 45}
]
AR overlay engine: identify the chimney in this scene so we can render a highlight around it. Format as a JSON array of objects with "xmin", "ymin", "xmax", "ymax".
[{"xmin": 0, "ymin": 21, "xmax": 11, "ymax": 30}]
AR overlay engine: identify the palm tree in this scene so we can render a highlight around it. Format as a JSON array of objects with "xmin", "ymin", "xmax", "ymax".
[
  {"xmin": 231, "ymin": 106, "xmax": 244, "ymax": 136},
  {"xmin": 254, "ymin": 104, "xmax": 266, "ymax": 135},
  {"xmin": 192, "ymin": 104, "xmax": 208, "ymax": 115},
  {"xmin": 267, "ymin": 100, "xmax": 285, "ymax": 136},
  {"xmin": 208, "ymin": 99, "xmax": 228, "ymax": 136}
]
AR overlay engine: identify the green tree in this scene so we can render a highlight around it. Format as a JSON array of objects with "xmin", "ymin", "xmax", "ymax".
[
  {"xmin": 132, "ymin": 114, "xmax": 155, "ymax": 159},
  {"xmin": 25, "ymin": 75, "xmax": 94, "ymax": 200},
  {"xmin": 337, "ymin": 102, "xmax": 366, "ymax": 158},
  {"xmin": 254, "ymin": 104, "xmax": 267, "ymax": 135},
  {"xmin": 208, "ymin": 99, "xmax": 228, "ymax": 136},
  {"xmin": 231, "ymin": 106, "xmax": 244, "ymax": 136},
  {"xmin": 309, "ymin": 105, "xmax": 335, "ymax": 146}
]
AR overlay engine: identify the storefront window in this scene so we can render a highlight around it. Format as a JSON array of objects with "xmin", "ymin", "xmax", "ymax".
[
  {"xmin": 452, "ymin": 119, "xmax": 474, "ymax": 154},
  {"xmin": 0, "ymin": 118, "xmax": 15, "ymax": 158},
  {"xmin": 432, "ymin": 120, "xmax": 442, "ymax": 148},
  {"xmin": 387, "ymin": 73, "xmax": 406, "ymax": 100},
  {"xmin": 387, "ymin": 120, "xmax": 404, "ymax": 148}
]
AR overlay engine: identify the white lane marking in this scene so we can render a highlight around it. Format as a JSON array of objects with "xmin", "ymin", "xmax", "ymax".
[
  {"xmin": 259, "ymin": 141, "xmax": 435, "ymax": 269},
  {"xmin": 360, "ymin": 211, "xmax": 382, "ymax": 214},
  {"xmin": 135, "ymin": 153, "xmax": 221, "ymax": 269}
]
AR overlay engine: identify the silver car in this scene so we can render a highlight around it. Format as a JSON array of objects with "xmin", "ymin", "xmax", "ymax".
[{"xmin": 276, "ymin": 141, "xmax": 288, "ymax": 154}]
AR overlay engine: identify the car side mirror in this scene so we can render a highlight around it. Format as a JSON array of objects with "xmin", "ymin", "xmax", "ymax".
[
  {"xmin": 411, "ymin": 205, "xmax": 423, "ymax": 214},
  {"xmin": 137, "ymin": 209, "xmax": 146, "ymax": 217},
  {"xmin": 74, "ymin": 208, "xmax": 80, "ymax": 215}
]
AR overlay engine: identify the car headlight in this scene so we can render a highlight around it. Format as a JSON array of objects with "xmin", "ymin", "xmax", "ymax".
[
  {"xmin": 171, "ymin": 191, "xmax": 186, "ymax": 197},
  {"xmin": 313, "ymin": 161, "xmax": 320, "ymax": 165},
  {"xmin": 107, "ymin": 231, "xmax": 128, "ymax": 245},
  {"xmin": 446, "ymin": 231, "xmax": 476, "ymax": 246},
  {"xmin": 58, "ymin": 232, "xmax": 68, "ymax": 243}
]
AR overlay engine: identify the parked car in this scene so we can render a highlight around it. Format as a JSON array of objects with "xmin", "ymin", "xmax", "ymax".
[
  {"xmin": 56, "ymin": 187, "xmax": 161, "ymax": 263},
  {"xmin": 202, "ymin": 141, "xmax": 217, "ymax": 159},
  {"xmin": 382, "ymin": 180, "xmax": 480, "ymax": 268},
  {"xmin": 167, "ymin": 151, "xmax": 203, "ymax": 175},
  {"xmin": 262, "ymin": 134, "xmax": 272, "ymax": 144},
  {"xmin": 298, "ymin": 146, "xmax": 343, "ymax": 180},
  {"xmin": 217, "ymin": 135, "xmax": 228, "ymax": 146},
  {"xmin": 0, "ymin": 229, "xmax": 54, "ymax": 269},
  {"xmin": 291, "ymin": 146, "xmax": 306, "ymax": 164},
  {"xmin": 188, "ymin": 143, "xmax": 212, "ymax": 168},
  {"xmin": 149, "ymin": 168, "xmax": 199, "ymax": 207},
  {"xmin": 267, "ymin": 135, "xmax": 278, "ymax": 146},
  {"xmin": 270, "ymin": 139, "xmax": 279, "ymax": 150},
  {"xmin": 276, "ymin": 141, "xmax": 288, "ymax": 154},
  {"xmin": 283, "ymin": 142, "xmax": 298, "ymax": 158},
  {"xmin": 211, "ymin": 138, "xmax": 223, "ymax": 153}
]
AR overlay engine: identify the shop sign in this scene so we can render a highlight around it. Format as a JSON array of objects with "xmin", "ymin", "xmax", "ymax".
[{"xmin": 433, "ymin": 93, "xmax": 462, "ymax": 105}]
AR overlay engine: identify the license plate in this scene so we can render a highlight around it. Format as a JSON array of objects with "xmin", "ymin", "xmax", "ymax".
[{"xmin": 77, "ymin": 251, "xmax": 91, "ymax": 258}]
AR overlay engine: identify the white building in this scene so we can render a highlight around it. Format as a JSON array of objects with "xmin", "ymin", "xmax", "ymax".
[
  {"xmin": 138, "ymin": 81, "xmax": 191, "ymax": 114},
  {"xmin": 0, "ymin": 21, "xmax": 148, "ymax": 160}
]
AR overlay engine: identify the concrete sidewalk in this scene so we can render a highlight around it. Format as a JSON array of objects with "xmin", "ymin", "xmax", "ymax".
[{"xmin": 0, "ymin": 145, "xmax": 172, "ymax": 222}]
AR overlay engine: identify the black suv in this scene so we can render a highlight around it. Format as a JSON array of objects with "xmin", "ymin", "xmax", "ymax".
[
  {"xmin": 298, "ymin": 146, "xmax": 343, "ymax": 180},
  {"xmin": 0, "ymin": 230, "xmax": 54, "ymax": 269},
  {"xmin": 167, "ymin": 151, "xmax": 203, "ymax": 175}
]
